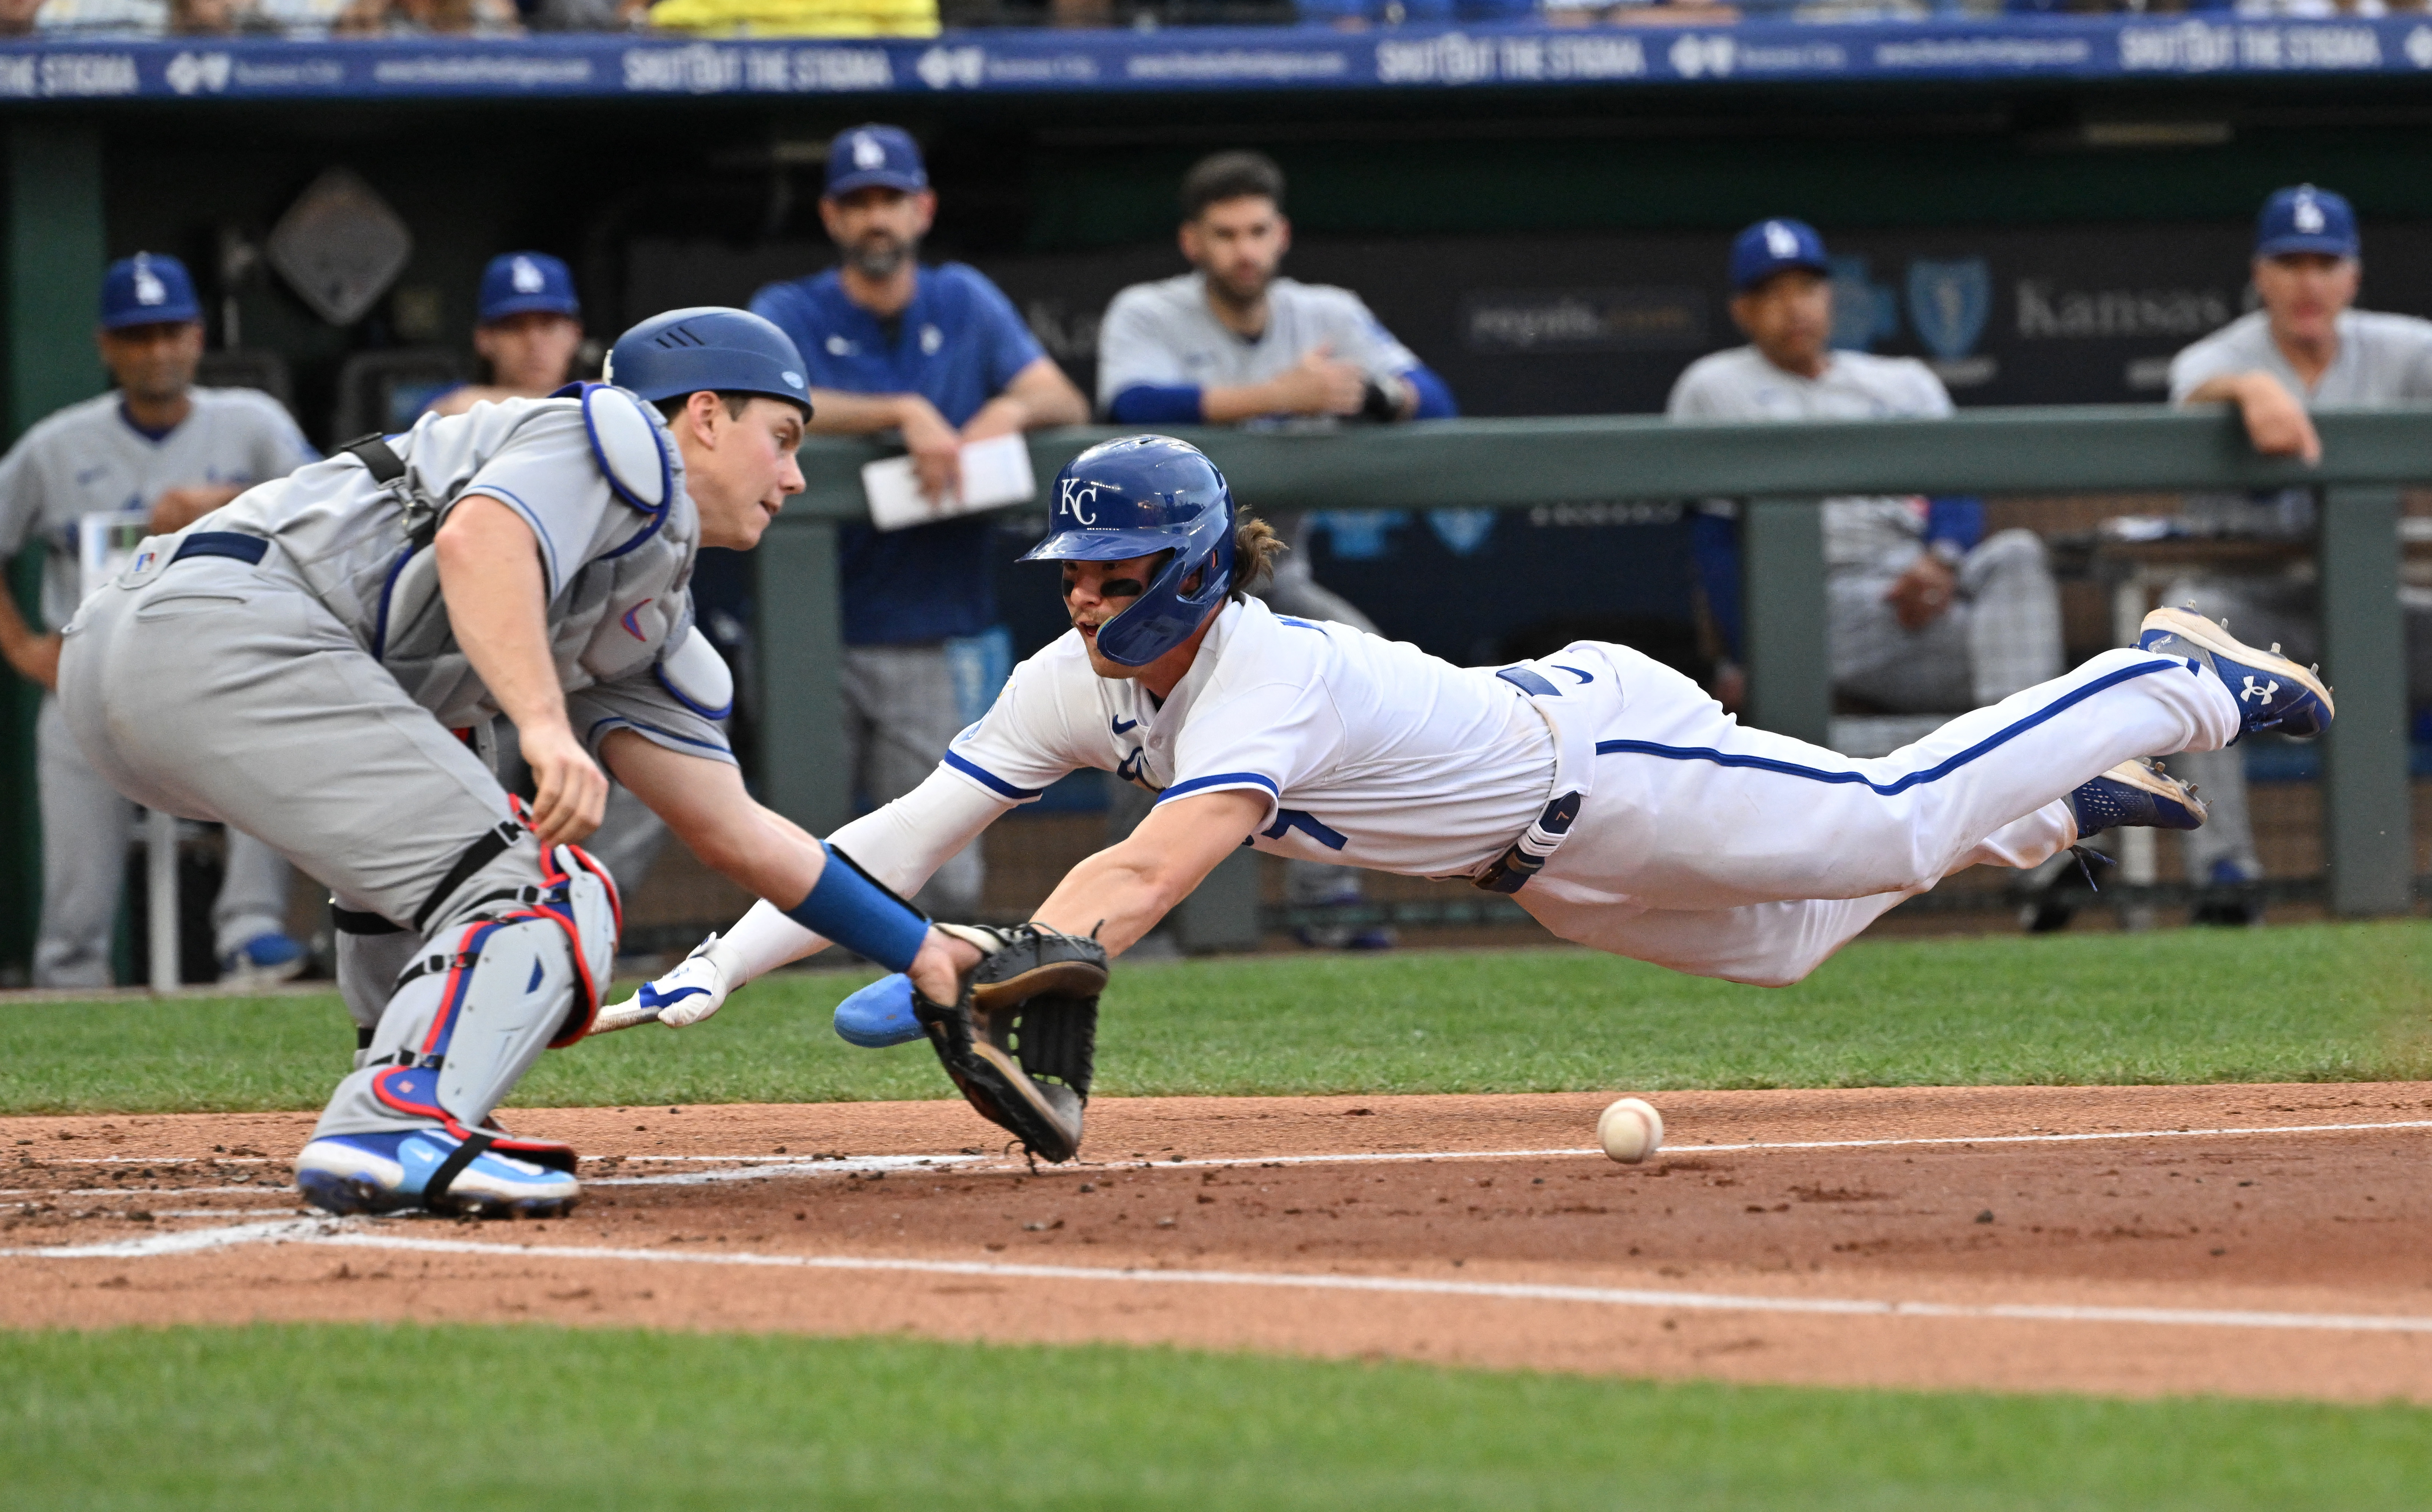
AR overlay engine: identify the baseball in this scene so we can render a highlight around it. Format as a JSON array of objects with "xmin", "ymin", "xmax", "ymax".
[{"xmin": 1597, "ymin": 1097, "xmax": 1664, "ymax": 1164}]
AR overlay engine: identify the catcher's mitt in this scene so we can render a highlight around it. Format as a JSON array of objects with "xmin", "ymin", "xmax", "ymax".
[{"xmin": 914, "ymin": 922, "xmax": 1108, "ymax": 1163}]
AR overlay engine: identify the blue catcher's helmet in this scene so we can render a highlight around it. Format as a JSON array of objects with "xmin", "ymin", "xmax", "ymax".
[
  {"xmin": 604, "ymin": 307, "xmax": 812, "ymax": 415},
  {"xmin": 1020, "ymin": 435, "xmax": 1236, "ymax": 668}
]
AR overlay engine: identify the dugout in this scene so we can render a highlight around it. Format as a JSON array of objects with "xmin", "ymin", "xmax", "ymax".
[{"xmin": 8, "ymin": 29, "xmax": 2432, "ymax": 975}]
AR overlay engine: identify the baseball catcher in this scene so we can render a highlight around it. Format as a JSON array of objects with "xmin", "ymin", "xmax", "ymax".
[{"xmin": 58, "ymin": 308, "xmax": 987, "ymax": 1218}]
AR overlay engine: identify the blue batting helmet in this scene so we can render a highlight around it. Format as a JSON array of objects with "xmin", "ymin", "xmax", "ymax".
[
  {"xmin": 1020, "ymin": 435, "xmax": 1236, "ymax": 669},
  {"xmin": 604, "ymin": 307, "xmax": 811, "ymax": 414}
]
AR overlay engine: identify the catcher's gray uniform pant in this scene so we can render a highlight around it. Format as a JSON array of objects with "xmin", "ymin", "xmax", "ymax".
[
  {"xmin": 1833, "ymin": 530, "xmax": 2063, "ymax": 715},
  {"xmin": 2161, "ymin": 574, "xmax": 2432, "ymax": 883},
  {"xmin": 842, "ymin": 644, "xmax": 981, "ymax": 917},
  {"xmin": 34, "ymin": 691, "xmax": 291, "ymax": 988},
  {"xmin": 59, "ymin": 554, "xmax": 588, "ymax": 1139}
]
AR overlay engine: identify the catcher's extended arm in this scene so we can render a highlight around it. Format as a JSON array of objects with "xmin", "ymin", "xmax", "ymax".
[{"xmin": 913, "ymin": 922, "xmax": 1108, "ymax": 1162}]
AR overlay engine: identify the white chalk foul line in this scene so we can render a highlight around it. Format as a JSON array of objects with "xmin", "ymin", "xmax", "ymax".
[
  {"xmin": 11, "ymin": 1209, "xmax": 2432, "ymax": 1337},
  {"xmin": 0, "ymin": 1216, "xmax": 328, "ymax": 1260},
  {"xmin": 592, "ymin": 1154, "xmax": 979, "ymax": 1187},
  {"xmin": 260, "ymin": 1229, "xmax": 2427, "ymax": 1337},
  {"xmin": 1136, "ymin": 1117, "xmax": 2432, "ymax": 1173}
]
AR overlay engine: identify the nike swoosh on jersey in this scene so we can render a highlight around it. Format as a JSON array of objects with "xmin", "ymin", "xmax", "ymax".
[{"xmin": 1111, "ymin": 716, "xmax": 1138, "ymax": 735}]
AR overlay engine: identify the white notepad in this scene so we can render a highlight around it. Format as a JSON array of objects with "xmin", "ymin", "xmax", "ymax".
[
  {"xmin": 78, "ymin": 512, "xmax": 151, "ymax": 602},
  {"xmin": 861, "ymin": 432, "xmax": 1037, "ymax": 532}
]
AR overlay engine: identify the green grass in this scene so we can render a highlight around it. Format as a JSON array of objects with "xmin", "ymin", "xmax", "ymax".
[
  {"xmin": 2, "ymin": 921, "xmax": 2425, "ymax": 1116},
  {"xmin": 3, "ymin": 1324, "xmax": 2427, "ymax": 1511}
]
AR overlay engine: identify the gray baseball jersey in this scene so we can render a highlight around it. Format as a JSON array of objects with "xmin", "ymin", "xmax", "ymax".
[
  {"xmin": 0, "ymin": 386, "xmax": 314, "ymax": 629},
  {"xmin": 195, "ymin": 393, "xmax": 731, "ymax": 762},
  {"xmin": 1667, "ymin": 346, "xmax": 1954, "ymax": 570},
  {"xmin": 2168, "ymin": 307, "xmax": 2432, "ymax": 407},
  {"xmin": 2168, "ymin": 308, "xmax": 2432, "ymax": 535},
  {"xmin": 1095, "ymin": 273, "xmax": 1421, "ymax": 420}
]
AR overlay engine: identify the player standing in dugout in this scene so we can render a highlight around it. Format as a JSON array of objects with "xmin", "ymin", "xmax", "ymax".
[
  {"xmin": 1096, "ymin": 148, "xmax": 1458, "ymax": 950},
  {"xmin": 615, "ymin": 435, "xmax": 2330, "ymax": 1166},
  {"xmin": 0, "ymin": 253, "xmax": 316, "ymax": 989},
  {"xmin": 56, "ymin": 307, "xmax": 1029, "ymax": 1220}
]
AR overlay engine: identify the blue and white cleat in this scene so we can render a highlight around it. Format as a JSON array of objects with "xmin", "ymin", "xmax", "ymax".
[
  {"xmin": 220, "ymin": 930, "xmax": 307, "ymax": 988},
  {"xmin": 834, "ymin": 973, "xmax": 923, "ymax": 1048},
  {"xmin": 2138, "ymin": 606, "xmax": 2335, "ymax": 741},
  {"xmin": 295, "ymin": 1129, "xmax": 580, "ymax": 1219},
  {"xmin": 2066, "ymin": 758, "xmax": 2207, "ymax": 841}
]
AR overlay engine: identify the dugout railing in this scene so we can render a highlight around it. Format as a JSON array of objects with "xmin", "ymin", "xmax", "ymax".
[{"xmin": 762, "ymin": 406, "xmax": 2427, "ymax": 946}]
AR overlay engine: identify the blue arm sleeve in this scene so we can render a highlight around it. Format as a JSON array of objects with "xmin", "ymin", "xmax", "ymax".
[
  {"xmin": 1691, "ymin": 510, "xmax": 1744, "ymax": 661},
  {"xmin": 1401, "ymin": 364, "xmax": 1459, "ymax": 420},
  {"xmin": 781, "ymin": 844, "xmax": 930, "ymax": 974},
  {"xmin": 1106, "ymin": 383, "xmax": 1207, "ymax": 424},
  {"xmin": 1924, "ymin": 496, "xmax": 1984, "ymax": 554}
]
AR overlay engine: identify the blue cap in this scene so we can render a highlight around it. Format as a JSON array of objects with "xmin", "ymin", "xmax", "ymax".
[
  {"xmin": 100, "ymin": 253, "xmax": 201, "ymax": 330},
  {"xmin": 2256, "ymin": 184, "xmax": 2359, "ymax": 260},
  {"xmin": 825, "ymin": 125, "xmax": 927, "ymax": 198},
  {"xmin": 1728, "ymin": 218, "xmax": 1830, "ymax": 292},
  {"xmin": 478, "ymin": 252, "xmax": 581, "ymax": 325}
]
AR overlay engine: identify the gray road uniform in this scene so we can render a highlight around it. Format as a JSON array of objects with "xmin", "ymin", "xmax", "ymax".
[
  {"xmin": 59, "ymin": 389, "xmax": 733, "ymax": 1141},
  {"xmin": 2164, "ymin": 309, "xmax": 2432, "ymax": 883},
  {"xmin": 1097, "ymin": 272, "xmax": 1420, "ymax": 912},
  {"xmin": 1668, "ymin": 348, "xmax": 2062, "ymax": 722},
  {"xmin": 0, "ymin": 387, "xmax": 314, "ymax": 987}
]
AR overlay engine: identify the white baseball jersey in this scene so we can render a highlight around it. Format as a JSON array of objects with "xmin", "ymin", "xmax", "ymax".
[
  {"xmin": 945, "ymin": 596, "xmax": 1554, "ymax": 878},
  {"xmin": 193, "ymin": 393, "xmax": 730, "ymax": 761},
  {"xmin": 0, "ymin": 386, "xmax": 314, "ymax": 629},
  {"xmin": 1666, "ymin": 346, "xmax": 1954, "ymax": 570},
  {"xmin": 1095, "ymin": 273, "xmax": 1422, "ymax": 421},
  {"xmin": 2169, "ymin": 308, "xmax": 2432, "ymax": 536}
]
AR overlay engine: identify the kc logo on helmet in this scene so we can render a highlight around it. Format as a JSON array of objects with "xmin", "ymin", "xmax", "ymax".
[{"xmin": 1059, "ymin": 477, "xmax": 1101, "ymax": 526}]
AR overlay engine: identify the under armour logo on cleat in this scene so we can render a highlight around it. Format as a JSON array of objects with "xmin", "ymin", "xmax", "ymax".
[{"xmin": 2240, "ymin": 676, "xmax": 2279, "ymax": 704}]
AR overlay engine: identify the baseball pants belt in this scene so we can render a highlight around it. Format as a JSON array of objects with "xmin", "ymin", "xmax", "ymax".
[{"xmin": 1472, "ymin": 655, "xmax": 1599, "ymax": 894}]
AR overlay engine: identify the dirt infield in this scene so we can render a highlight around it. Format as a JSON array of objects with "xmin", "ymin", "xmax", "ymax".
[{"xmin": 6, "ymin": 1083, "xmax": 2430, "ymax": 1403}]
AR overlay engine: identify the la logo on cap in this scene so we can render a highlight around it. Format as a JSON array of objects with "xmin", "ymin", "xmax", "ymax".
[
  {"xmin": 512, "ymin": 256, "xmax": 545, "ymax": 293},
  {"xmin": 133, "ymin": 254, "xmax": 166, "ymax": 307},
  {"xmin": 853, "ymin": 132, "xmax": 886, "ymax": 170},
  {"xmin": 1764, "ymin": 221, "xmax": 1799, "ymax": 258},
  {"xmin": 2295, "ymin": 192, "xmax": 2325, "ymax": 234}
]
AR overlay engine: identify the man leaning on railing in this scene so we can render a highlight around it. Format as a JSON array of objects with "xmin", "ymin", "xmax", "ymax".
[{"xmin": 2159, "ymin": 183, "xmax": 2432, "ymax": 927}]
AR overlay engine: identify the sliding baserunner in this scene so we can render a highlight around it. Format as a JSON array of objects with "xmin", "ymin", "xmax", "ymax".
[
  {"xmin": 58, "ymin": 308, "xmax": 993, "ymax": 1219},
  {"xmin": 610, "ymin": 434, "xmax": 2330, "ymax": 1161}
]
